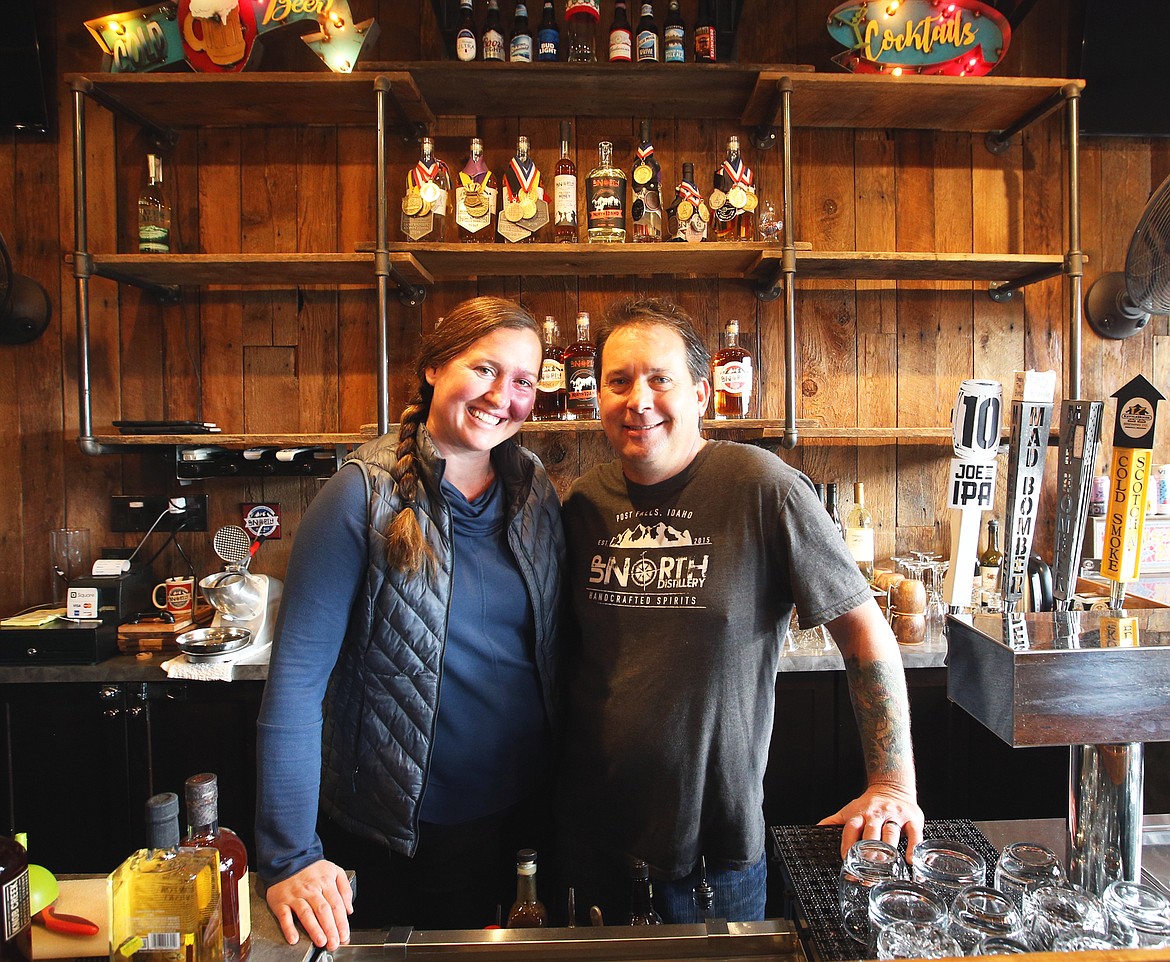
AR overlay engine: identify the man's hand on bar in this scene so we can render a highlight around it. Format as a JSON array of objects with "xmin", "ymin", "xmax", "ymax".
[
  {"xmin": 265, "ymin": 859, "xmax": 353, "ymax": 950},
  {"xmin": 817, "ymin": 784, "xmax": 925, "ymax": 861}
]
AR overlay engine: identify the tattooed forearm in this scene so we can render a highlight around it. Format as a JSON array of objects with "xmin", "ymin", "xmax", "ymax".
[{"xmin": 844, "ymin": 653, "xmax": 914, "ymax": 782}]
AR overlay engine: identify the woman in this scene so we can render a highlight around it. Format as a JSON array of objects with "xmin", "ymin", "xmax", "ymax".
[{"xmin": 255, "ymin": 296, "xmax": 563, "ymax": 949}]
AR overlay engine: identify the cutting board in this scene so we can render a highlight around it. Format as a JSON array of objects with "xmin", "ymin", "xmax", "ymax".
[{"xmin": 32, "ymin": 877, "xmax": 107, "ymax": 960}]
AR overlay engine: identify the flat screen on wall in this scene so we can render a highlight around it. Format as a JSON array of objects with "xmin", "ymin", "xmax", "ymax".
[
  {"xmin": 1077, "ymin": 0, "xmax": 1170, "ymax": 137},
  {"xmin": 0, "ymin": 11, "xmax": 50, "ymax": 134}
]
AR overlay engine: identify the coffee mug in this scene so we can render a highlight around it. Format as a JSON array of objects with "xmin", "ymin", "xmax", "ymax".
[{"xmin": 153, "ymin": 576, "xmax": 195, "ymax": 618}]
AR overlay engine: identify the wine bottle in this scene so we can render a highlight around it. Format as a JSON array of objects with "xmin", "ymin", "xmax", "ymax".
[
  {"xmin": 554, "ymin": 121, "xmax": 579, "ymax": 243},
  {"xmin": 630, "ymin": 120, "xmax": 661, "ymax": 243},
  {"xmin": 509, "ymin": 2, "xmax": 533, "ymax": 61},
  {"xmin": 711, "ymin": 319, "xmax": 752, "ymax": 418},
  {"xmin": 401, "ymin": 137, "xmax": 451, "ymax": 242},
  {"xmin": 481, "ymin": 0, "xmax": 505, "ymax": 60},
  {"xmin": 663, "ymin": 0, "xmax": 685, "ymax": 62},
  {"xmin": 455, "ymin": 0, "xmax": 477, "ymax": 61},
  {"xmin": 845, "ymin": 481, "xmax": 875, "ymax": 583},
  {"xmin": 536, "ymin": 0, "xmax": 560, "ymax": 60},
  {"xmin": 635, "ymin": 3, "xmax": 660, "ymax": 62},
  {"xmin": 628, "ymin": 860, "xmax": 663, "ymax": 925},
  {"xmin": 824, "ymin": 482, "xmax": 845, "ymax": 539},
  {"xmin": 456, "ymin": 137, "xmax": 497, "ymax": 242},
  {"xmin": 0, "ymin": 834, "xmax": 31, "ymax": 962},
  {"xmin": 667, "ymin": 162, "xmax": 709, "ymax": 243},
  {"xmin": 980, "ymin": 518, "xmax": 1003, "ymax": 594},
  {"xmin": 138, "ymin": 153, "xmax": 171, "ymax": 254},
  {"xmin": 694, "ymin": 0, "xmax": 716, "ymax": 62},
  {"xmin": 609, "ymin": 0, "xmax": 632, "ymax": 61},
  {"xmin": 563, "ymin": 311, "xmax": 598, "ymax": 419},
  {"xmin": 532, "ymin": 316, "xmax": 566, "ymax": 421},
  {"xmin": 506, "ymin": 849, "xmax": 548, "ymax": 927},
  {"xmin": 109, "ymin": 792, "xmax": 224, "ymax": 962},
  {"xmin": 586, "ymin": 141, "xmax": 627, "ymax": 243},
  {"xmin": 183, "ymin": 774, "xmax": 250, "ymax": 962}
]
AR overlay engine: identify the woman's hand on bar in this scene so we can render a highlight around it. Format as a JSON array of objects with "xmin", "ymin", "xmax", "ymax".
[{"xmin": 265, "ymin": 858, "xmax": 354, "ymax": 950}]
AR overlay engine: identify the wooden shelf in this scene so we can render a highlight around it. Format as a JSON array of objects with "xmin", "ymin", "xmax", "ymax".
[{"xmin": 90, "ymin": 253, "xmax": 378, "ymax": 288}]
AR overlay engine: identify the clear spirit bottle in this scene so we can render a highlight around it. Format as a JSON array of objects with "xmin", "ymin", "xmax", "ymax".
[
  {"xmin": 630, "ymin": 120, "xmax": 661, "ymax": 243},
  {"xmin": 586, "ymin": 141, "xmax": 627, "ymax": 243},
  {"xmin": 138, "ymin": 153, "xmax": 171, "ymax": 253},
  {"xmin": 554, "ymin": 121, "xmax": 579, "ymax": 243},
  {"xmin": 711, "ymin": 135, "xmax": 756, "ymax": 241},
  {"xmin": 456, "ymin": 137, "xmax": 497, "ymax": 242},
  {"xmin": 498, "ymin": 136, "xmax": 549, "ymax": 243},
  {"xmin": 401, "ymin": 137, "xmax": 450, "ymax": 242},
  {"xmin": 711, "ymin": 319, "xmax": 752, "ymax": 418}
]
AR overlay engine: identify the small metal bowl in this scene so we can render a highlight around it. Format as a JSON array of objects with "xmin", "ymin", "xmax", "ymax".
[{"xmin": 176, "ymin": 625, "xmax": 252, "ymax": 662}]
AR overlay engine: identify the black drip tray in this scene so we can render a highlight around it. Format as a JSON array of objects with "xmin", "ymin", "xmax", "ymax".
[{"xmin": 769, "ymin": 820, "xmax": 1000, "ymax": 962}]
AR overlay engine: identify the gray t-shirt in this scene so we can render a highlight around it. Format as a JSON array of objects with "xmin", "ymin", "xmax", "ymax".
[{"xmin": 560, "ymin": 441, "xmax": 871, "ymax": 878}]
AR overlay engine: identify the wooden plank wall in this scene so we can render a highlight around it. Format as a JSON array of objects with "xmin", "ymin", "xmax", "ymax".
[{"xmin": 0, "ymin": 0, "xmax": 1166, "ymax": 614}]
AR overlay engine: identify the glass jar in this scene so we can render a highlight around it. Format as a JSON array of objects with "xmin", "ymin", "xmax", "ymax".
[
  {"xmin": 993, "ymin": 841, "xmax": 1066, "ymax": 910},
  {"xmin": 945, "ymin": 884, "xmax": 1024, "ymax": 952},
  {"xmin": 1102, "ymin": 879, "xmax": 1170, "ymax": 948},
  {"xmin": 1023, "ymin": 883, "xmax": 1108, "ymax": 949},
  {"xmin": 911, "ymin": 838, "xmax": 986, "ymax": 907},
  {"xmin": 839, "ymin": 839, "xmax": 906, "ymax": 943},
  {"xmin": 867, "ymin": 880, "xmax": 946, "ymax": 957}
]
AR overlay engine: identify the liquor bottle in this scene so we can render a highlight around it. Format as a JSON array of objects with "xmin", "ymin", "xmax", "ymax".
[
  {"xmin": 980, "ymin": 519, "xmax": 1003, "ymax": 594},
  {"xmin": 586, "ymin": 141, "xmax": 627, "ymax": 243},
  {"xmin": 138, "ymin": 153, "xmax": 171, "ymax": 254},
  {"xmin": 711, "ymin": 319, "xmax": 752, "ymax": 418},
  {"xmin": 694, "ymin": 0, "xmax": 716, "ymax": 62},
  {"xmin": 824, "ymin": 482, "xmax": 845, "ymax": 539},
  {"xmin": 482, "ymin": 0, "xmax": 505, "ymax": 61},
  {"xmin": 628, "ymin": 860, "xmax": 662, "ymax": 925},
  {"xmin": 536, "ymin": 0, "xmax": 560, "ymax": 60},
  {"xmin": 711, "ymin": 135, "xmax": 756, "ymax": 241},
  {"xmin": 109, "ymin": 792, "xmax": 224, "ymax": 962},
  {"xmin": 183, "ymin": 774, "xmax": 251, "ymax": 962},
  {"xmin": 509, "ymin": 2, "xmax": 533, "ymax": 61},
  {"xmin": 564, "ymin": 311, "xmax": 598, "ymax": 419},
  {"xmin": 455, "ymin": 0, "xmax": 477, "ymax": 60},
  {"xmin": 533, "ymin": 316, "xmax": 566, "ymax": 420},
  {"xmin": 667, "ymin": 162, "xmax": 709, "ymax": 243},
  {"xmin": 401, "ymin": 137, "xmax": 451, "ymax": 242},
  {"xmin": 565, "ymin": 0, "xmax": 599, "ymax": 62},
  {"xmin": 845, "ymin": 481, "xmax": 875, "ymax": 584},
  {"xmin": 630, "ymin": 120, "xmax": 661, "ymax": 242},
  {"xmin": 554, "ymin": 121, "xmax": 579, "ymax": 243},
  {"xmin": 456, "ymin": 137, "xmax": 497, "ymax": 242},
  {"xmin": 663, "ymin": 0, "xmax": 685, "ymax": 62},
  {"xmin": 0, "ymin": 833, "xmax": 31, "ymax": 962},
  {"xmin": 609, "ymin": 1, "xmax": 632, "ymax": 61},
  {"xmin": 506, "ymin": 849, "xmax": 548, "ymax": 928},
  {"xmin": 498, "ymin": 136, "xmax": 549, "ymax": 243},
  {"xmin": 636, "ymin": 4, "xmax": 660, "ymax": 62}
]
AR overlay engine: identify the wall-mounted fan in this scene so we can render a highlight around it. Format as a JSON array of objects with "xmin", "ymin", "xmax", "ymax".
[
  {"xmin": 1085, "ymin": 172, "xmax": 1170, "ymax": 339},
  {"xmin": 0, "ymin": 230, "xmax": 50, "ymax": 344}
]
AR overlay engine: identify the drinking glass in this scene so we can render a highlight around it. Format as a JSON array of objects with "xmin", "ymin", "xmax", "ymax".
[
  {"xmin": 50, "ymin": 527, "xmax": 91, "ymax": 604},
  {"xmin": 1102, "ymin": 879, "xmax": 1170, "ymax": 948},
  {"xmin": 994, "ymin": 841, "xmax": 1066, "ymax": 910},
  {"xmin": 1023, "ymin": 883, "xmax": 1108, "ymax": 949},
  {"xmin": 911, "ymin": 839, "xmax": 986, "ymax": 907},
  {"xmin": 839, "ymin": 839, "xmax": 907, "ymax": 943},
  {"xmin": 875, "ymin": 919, "xmax": 961, "ymax": 959},
  {"xmin": 756, "ymin": 199, "xmax": 782, "ymax": 242},
  {"xmin": 975, "ymin": 935, "xmax": 1032, "ymax": 954},
  {"xmin": 867, "ymin": 880, "xmax": 946, "ymax": 957},
  {"xmin": 945, "ymin": 884, "xmax": 1024, "ymax": 951}
]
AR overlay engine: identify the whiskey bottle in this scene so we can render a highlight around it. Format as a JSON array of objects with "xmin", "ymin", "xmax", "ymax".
[
  {"xmin": 667, "ymin": 162, "xmax": 709, "ymax": 243},
  {"xmin": 183, "ymin": 774, "xmax": 250, "ymax": 962},
  {"xmin": 824, "ymin": 482, "xmax": 846, "ymax": 539},
  {"xmin": 481, "ymin": 0, "xmax": 505, "ymax": 61},
  {"xmin": 979, "ymin": 518, "xmax": 1003, "ymax": 595},
  {"xmin": 630, "ymin": 120, "xmax": 662, "ymax": 243},
  {"xmin": 565, "ymin": 0, "xmax": 599, "ymax": 62},
  {"xmin": 845, "ymin": 481, "xmax": 875, "ymax": 584},
  {"xmin": 109, "ymin": 792, "xmax": 224, "ymax": 962},
  {"xmin": 711, "ymin": 135, "xmax": 756, "ymax": 241},
  {"xmin": 455, "ymin": 0, "xmax": 477, "ymax": 60},
  {"xmin": 506, "ymin": 849, "xmax": 548, "ymax": 928},
  {"xmin": 563, "ymin": 311, "xmax": 598, "ymax": 419},
  {"xmin": 586, "ymin": 141, "xmax": 627, "ymax": 243},
  {"xmin": 635, "ymin": 3, "xmax": 660, "ymax": 62},
  {"xmin": 554, "ymin": 121, "xmax": 579, "ymax": 243},
  {"xmin": 711, "ymin": 318, "xmax": 751, "ymax": 418},
  {"xmin": 628, "ymin": 860, "xmax": 663, "ymax": 925},
  {"xmin": 401, "ymin": 137, "xmax": 450, "ymax": 242},
  {"xmin": 536, "ymin": 0, "xmax": 560, "ymax": 60},
  {"xmin": 138, "ymin": 153, "xmax": 171, "ymax": 253},
  {"xmin": 509, "ymin": 2, "xmax": 533, "ymax": 61},
  {"xmin": 693, "ymin": 0, "xmax": 716, "ymax": 61},
  {"xmin": 0, "ymin": 834, "xmax": 31, "ymax": 962},
  {"xmin": 533, "ymin": 316, "xmax": 566, "ymax": 420},
  {"xmin": 498, "ymin": 136, "xmax": 549, "ymax": 243},
  {"xmin": 456, "ymin": 137, "xmax": 497, "ymax": 242},
  {"xmin": 663, "ymin": 0, "xmax": 685, "ymax": 62},
  {"xmin": 608, "ymin": 0, "xmax": 633, "ymax": 61}
]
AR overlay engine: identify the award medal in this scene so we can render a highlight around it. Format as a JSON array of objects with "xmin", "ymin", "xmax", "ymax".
[
  {"xmin": 721, "ymin": 156, "xmax": 755, "ymax": 213},
  {"xmin": 632, "ymin": 143, "xmax": 657, "ymax": 188},
  {"xmin": 413, "ymin": 158, "xmax": 448, "ymax": 207},
  {"xmin": 505, "ymin": 155, "xmax": 544, "ymax": 232},
  {"xmin": 458, "ymin": 170, "xmax": 492, "ymax": 221},
  {"xmin": 402, "ymin": 186, "xmax": 424, "ymax": 216},
  {"xmin": 676, "ymin": 180, "xmax": 706, "ymax": 230}
]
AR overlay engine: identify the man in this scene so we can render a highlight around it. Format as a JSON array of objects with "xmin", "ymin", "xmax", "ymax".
[{"xmin": 557, "ymin": 298, "xmax": 923, "ymax": 924}]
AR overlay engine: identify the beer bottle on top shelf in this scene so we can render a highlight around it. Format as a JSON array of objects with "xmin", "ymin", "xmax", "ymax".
[
  {"xmin": 401, "ymin": 137, "xmax": 450, "ymax": 242},
  {"xmin": 664, "ymin": 0, "xmax": 685, "ymax": 62},
  {"xmin": 564, "ymin": 311, "xmax": 599, "ymax": 419},
  {"xmin": 694, "ymin": 0, "xmax": 716, "ymax": 61},
  {"xmin": 532, "ymin": 316, "xmax": 566, "ymax": 421},
  {"xmin": 506, "ymin": 849, "xmax": 548, "ymax": 928},
  {"xmin": 498, "ymin": 136, "xmax": 549, "ymax": 243},
  {"xmin": 667, "ymin": 162, "xmax": 709, "ymax": 243},
  {"xmin": 586, "ymin": 141, "xmax": 627, "ymax": 243},
  {"xmin": 536, "ymin": 0, "xmax": 560, "ymax": 60},
  {"xmin": 711, "ymin": 319, "xmax": 752, "ymax": 419},
  {"xmin": 635, "ymin": 3, "xmax": 660, "ymax": 62},
  {"xmin": 609, "ymin": 0, "xmax": 633, "ymax": 61},
  {"xmin": 554, "ymin": 120, "xmax": 579, "ymax": 243},
  {"xmin": 509, "ymin": 2, "xmax": 533, "ymax": 61},
  {"xmin": 455, "ymin": 0, "xmax": 477, "ymax": 61},
  {"xmin": 456, "ymin": 137, "xmax": 497, "ymax": 242},
  {"xmin": 630, "ymin": 120, "xmax": 662, "ymax": 243},
  {"xmin": 845, "ymin": 481, "xmax": 875, "ymax": 584},
  {"xmin": 565, "ymin": 0, "xmax": 599, "ymax": 62},
  {"xmin": 481, "ymin": 0, "xmax": 505, "ymax": 61},
  {"xmin": 711, "ymin": 135, "xmax": 756, "ymax": 241},
  {"xmin": 628, "ymin": 860, "xmax": 663, "ymax": 925}
]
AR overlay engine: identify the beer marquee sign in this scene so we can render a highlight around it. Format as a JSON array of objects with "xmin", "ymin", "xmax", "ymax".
[{"xmin": 827, "ymin": 0, "xmax": 1010, "ymax": 76}]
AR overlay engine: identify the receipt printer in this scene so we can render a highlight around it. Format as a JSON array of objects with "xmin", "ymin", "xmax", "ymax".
[{"xmin": 66, "ymin": 563, "xmax": 152, "ymax": 625}]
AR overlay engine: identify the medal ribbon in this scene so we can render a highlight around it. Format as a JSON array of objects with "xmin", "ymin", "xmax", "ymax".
[
  {"xmin": 678, "ymin": 182, "xmax": 703, "ymax": 205},
  {"xmin": 636, "ymin": 144, "xmax": 655, "ymax": 162},
  {"xmin": 507, "ymin": 156, "xmax": 540, "ymax": 201},
  {"xmin": 461, "ymin": 156, "xmax": 490, "ymax": 184},
  {"xmin": 721, "ymin": 156, "xmax": 754, "ymax": 188},
  {"xmin": 412, "ymin": 159, "xmax": 446, "ymax": 187}
]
